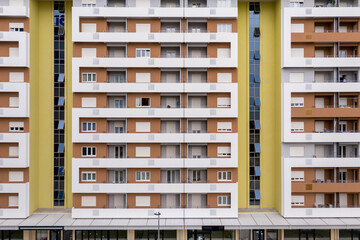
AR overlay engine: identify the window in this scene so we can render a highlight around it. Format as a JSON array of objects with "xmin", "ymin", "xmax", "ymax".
[
  {"xmin": 291, "ymin": 24, "xmax": 304, "ymax": 33},
  {"xmin": 291, "ymin": 171, "xmax": 304, "ymax": 181},
  {"xmin": 9, "ymin": 146, "xmax": 19, "ymax": 157},
  {"xmin": 9, "ymin": 122, "xmax": 24, "ymax": 132},
  {"xmin": 9, "ymin": 171, "xmax": 23, "ymax": 182},
  {"xmin": 81, "ymin": 147, "xmax": 96, "ymax": 157},
  {"xmin": 217, "ymin": 0, "xmax": 231, "ymax": 7},
  {"xmin": 136, "ymin": 24, "xmax": 151, "ymax": 33},
  {"xmin": 217, "ymin": 97, "xmax": 231, "ymax": 107},
  {"xmin": 81, "ymin": 97, "xmax": 97, "ymax": 108},
  {"xmin": 217, "ymin": 73, "xmax": 232, "ymax": 83},
  {"xmin": 9, "ymin": 0, "xmax": 24, "ymax": 6},
  {"xmin": 9, "ymin": 72, "xmax": 24, "ymax": 83},
  {"xmin": 291, "ymin": 122, "xmax": 304, "ymax": 132},
  {"xmin": 291, "ymin": 97, "xmax": 304, "ymax": 107},
  {"xmin": 135, "ymin": 196, "xmax": 151, "ymax": 206},
  {"xmin": 82, "ymin": 73, "xmax": 96, "ymax": 82},
  {"xmin": 254, "ymin": 27, "xmax": 260, "ymax": 37},
  {"xmin": 81, "ymin": 0, "xmax": 96, "ymax": 7},
  {"xmin": 192, "ymin": 170, "xmax": 201, "ymax": 181},
  {"xmin": 290, "ymin": 0, "xmax": 303, "ymax": 7},
  {"xmin": 9, "ymin": 196, "xmax": 18, "ymax": 207},
  {"xmin": 217, "ymin": 122, "xmax": 232, "ymax": 132},
  {"xmin": 291, "ymin": 48, "xmax": 304, "ymax": 58},
  {"xmin": 217, "ymin": 195, "xmax": 231, "ymax": 206},
  {"xmin": 136, "ymin": 97, "xmax": 150, "ymax": 107},
  {"xmin": 217, "ymin": 24, "xmax": 232, "ymax": 32},
  {"xmin": 217, "ymin": 146, "xmax": 231, "ymax": 157},
  {"xmin": 9, "ymin": 22, "xmax": 24, "ymax": 32},
  {"xmin": 81, "ymin": 196, "xmax": 97, "ymax": 207},
  {"xmin": 135, "ymin": 146, "xmax": 150, "ymax": 157},
  {"xmin": 136, "ymin": 73, "xmax": 151, "ymax": 83},
  {"xmin": 217, "ymin": 171, "xmax": 232, "ymax": 181},
  {"xmin": 217, "ymin": 48, "xmax": 231, "ymax": 58},
  {"xmin": 81, "ymin": 23, "xmax": 96, "ymax": 32},
  {"xmin": 82, "ymin": 122, "xmax": 96, "ymax": 132},
  {"xmin": 82, "ymin": 172, "xmax": 96, "ymax": 182},
  {"xmin": 82, "ymin": 48, "xmax": 97, "ymax": 57},
  {"xmin": 289, "ymin": 72, "xmax": 304, "ymax": 83},
  {"xmin": 291, "ymin": 195, "xmax": 304, "ymax": 206},
  {"xmin": 289, "ymin": 146, "xmax": 305, "ymax": 157},
  {"xmin": 136, "ymin": 49, "xmax": 151, "ymax": 58},
  {"xmin": 136, "ymin": 171, "xmax": 150, "ymax": 181},
  {"xmin": 9, "ymin": 47, "xmax": 19, "ymax": 57},
  {"xmin": 136, "ymin": 122, "xmax": 151, "ymax": 132},
  {"xmin": 9, "ymin": 97, "xmax": 19, "ymax": 107}
]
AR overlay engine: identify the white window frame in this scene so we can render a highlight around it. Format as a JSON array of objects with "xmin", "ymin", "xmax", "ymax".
[
  {"xmin": 217, "ymin": 24, "xmax": 232, "ymax": 33},
  {"xmin": 291, "ymin": 97, "xmax": 304, "ymax": 107},
  {"xmin": 291, "ymin": 195, "xmax": 305, "ymax": 206},
  {"xmin": 9, "ymin": 122, "xmax": 24, "ymax": 132},
  {"xmin": 81, "ymin": 171, "xmax": 96, "ymax": 182},
  {"xmin": 9, "ymin": 171, "xmax": 23, "ymax": 182},
  {"xmin": 81, "ymin": 146, "xmax": 97, "ymax": 157},
  {"xmin": 291, "ymin": 122, "xmax": 304, "ymax": 132},
  {"xmin": 136, "ymin": 48, "xmax": 151, "ymax": 58},
  {"xmin": 135, "ymin": 122, "xmax": 151, "ymax": 133},
  {"xmin": 81, "ymin": 196, "xmax": 97, "ymax": 207},
  {"xmin": 9, "ymin": 146, "xmax": 19, "ymax": 157},
  {"xmin": 291, "ymin": 171, "xmax": 305, "ymax": 181},
  {"xmin": 217, "ymin": 122, "xmax": 232, "ymax": 132},
  {"xmin": 82, "ymin": 73, "xmax": 96, "ymax": 82},
  {"xmin": 217, "ymin": 146, "xmax": 231, "ymax": 157},
  {"xmin": 9, "ymin": 72, "xmax": 24, "ymax": 83},
  {"xmin": 8, "ymin": 196, "xmax": 18, "ymax": 207},
  {"xmin": 217, "ymin": 195, "xmax": 231, "ymax": 206},
  {"xmin": 81, "ymin": 23, "xmax": 97, "ymax": 33},
  {"xmin": 9, "ymin": 22, "xmax": 24, "ymax": 32},
  {"xmin": 217, "ymin": 171, "xmax": 232, "ymax": 181},
  {"xmin": 289, "ymin": 146, "xmax": 305, "ymax": 157},
  {"xmin": 82, "ymin": 122, "xmax": 96, "ymax": 132},
  {"xmin": 217, "ymin": 72, "xmax": 232, "ymax": 83},
  {"xmin": 135, "ymin": 196, "xmax": 151, "ymax": 207},
  {"xmin": 291, "ymin": 23, "xmax": 304, "ymax": 33},
  {"xmin": 136, "ymin": 171, "xmax": 150, "ymax": 181},
  {"xmin": 9, "ymin": 97, "xmax": 19, "ymax": 107},
  {"xmin": 135, "ymin": 146, "xmax": 151, "ymax": 157},
  {"xmin": 289, "ymin": 72, "xmax": 304, "ymax": 83},
  {"xmin": 217, "ymin": 0, "xmax": 231, "ymax": 7},
  {"xmin": 81, "ymin": 97, "xmax": 97, "ymax": 108},
  {"xmin": 217, "ymin": 97, "xmax": 231, "ymax": 107},
  {"xmin": 135, "ymin": 73, "xmax": 151, "ymax": 83},
  {"xmin": 81, "ymin": 0, "xmax": 96, "ymax": 7},
  {"xmin": 136, "ymin": 97, "xmax": 151, "ymax": 107}
]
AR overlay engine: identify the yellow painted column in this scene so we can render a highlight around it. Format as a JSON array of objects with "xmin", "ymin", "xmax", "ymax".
[{"xmin": 237, "ymin": 1, "xmax": 250, "ymax": 209}]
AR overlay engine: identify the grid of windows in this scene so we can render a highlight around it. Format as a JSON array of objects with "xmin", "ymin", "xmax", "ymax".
[
  {"xmin": 54, "ymin": 1, "xmax": 65, "ymax": 207},
  {"xmin": 76, "ymin": 230, "xmax": 127, "ymax": 240},
  {"xmin": 249, "ymin": 2, "xmax": 261, "ymax": 206}
]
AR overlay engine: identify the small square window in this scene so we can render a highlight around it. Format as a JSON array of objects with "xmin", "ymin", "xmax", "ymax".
[
  {"xmin": 255, "ymin": 166, "xmax": 261, "ymax": 176},
  {"xmin": 58, "ymin": 120, "xmax": 64, "ymax": 130},
  {"xmin": 254, "ymin": 51, "xmax": 260, "ymax": 60},
  {"xmin": 255, "ymin": 190, "xmax": 261, "ymax": 200},
  {"xmin": 58, "ymin": 144, "xmax": 64, "ymax": 153},
  {"xmin": 58, "ymin": 74, "xmax": 64, "ymax": 82},
  {"xmin": 58, "ymin": 97, "xmax": 65, "ymax": 106},
  {"xmin": 254, "ymin": 98, "xmax": 261, "ymax": 106},
  {"xmin": 255, "ymin": 120, "xmax": 261, "ymax": 129},
  {"xmin": 255, "ymin": 143, "xmax": 261, "ymax": 153},
  {"xmin": 254, "ymin": 28, "xmax": 260, "ymax": 37},
  {"xmin": 254, "ymin": 75, "xmax": 261, "ymax": 83}
]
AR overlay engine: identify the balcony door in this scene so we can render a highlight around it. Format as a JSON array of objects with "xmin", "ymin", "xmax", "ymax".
[
  {"xmin": 339, "ymin": 145, "xmax": 347, "ymax": 158},
  {"xmin": 339, "ymin": 169, "xmax": 347, "ymax": 183},
  {"xmin": 114, "ymin": 98, "xmax": 125, "ymax": 108},
  {"xmin": 114, "ymin": 146, "xmax": 125, "ymax": 158},
  {"xmin": 315, "ymin": 97, "xmax": 324, "ymax": 108},
  {"xmin": 339, "ymin": 121, "xmax": 347, "ymax": 132}
]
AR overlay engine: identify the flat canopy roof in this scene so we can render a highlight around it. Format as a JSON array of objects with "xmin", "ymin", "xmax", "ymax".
[{"xmin": 1, "ymin": 212, "xmax": 360, "ymax": 230}]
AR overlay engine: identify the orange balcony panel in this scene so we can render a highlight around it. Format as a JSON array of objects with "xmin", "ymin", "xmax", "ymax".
[
  {"xmin": 292, "ymin": 182, "xmax": 360, "ymax": 193},
  {"xmin": 292, "ymin": 107, "xmax": 360, "ymax": 118},
  {"xmin": 291, "ymin": 32, "xmax": 360, "ymax": 43}
]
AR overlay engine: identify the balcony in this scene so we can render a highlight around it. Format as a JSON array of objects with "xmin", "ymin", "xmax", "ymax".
[
  {"xmin": 313, "ymin": 70, "xmax": 359, "ymax": 83},
  {"xmin": 314, "ymin": 0, "xmax": 359, "ymax": 7}
]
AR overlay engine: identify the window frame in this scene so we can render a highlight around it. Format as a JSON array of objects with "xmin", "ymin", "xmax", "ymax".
[
  {"xmin": 217, "ymin": 171, "xmax": 232, "ymax": 181},
  {"xmin": 217, "ymin": 195, "xmax": 231, "ymax": 206},
  {"xmin": 136, "ymin": 171, "xmax": 151, "ymax": 181},
  {"xmin": 217, "ymin": 23, "xmax": 232, "ymax": 33},
  {"xmin": 82, "ymin": 122, "xmax": 97, "ymax": 132},
  {"xmin": 9, "ymin": 122, "xmax": 24, "ymax": 132},
  {"xmin": 82, "ymin": 73, "xmax": 97, "ymax": 82},
  {"xmin": 81, "ymin": 146, "xmax": 97, "ymax": 157},
  {"xmin": 136, "ymin": 48, "xmax": 151, "ymax": 58},
  {"xmin": 136, "ymin": 97, "xmax": 151, "ymax": 107},
  {"xmin": 81, "ymin": 171, "xmax": 97, "ymax": 182}
]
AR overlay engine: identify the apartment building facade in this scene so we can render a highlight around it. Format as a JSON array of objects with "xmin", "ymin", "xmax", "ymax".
[
  {"xmin": 282, "ymin": 0, "xmax": 360, "ymax": 217},
  {"xmin": 0, "ymin": 0, "xmax": 360, "ymax": 239},
  {"xmin": 0, "ymin": 0, "xmax": 30, "ymax": 219}
]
